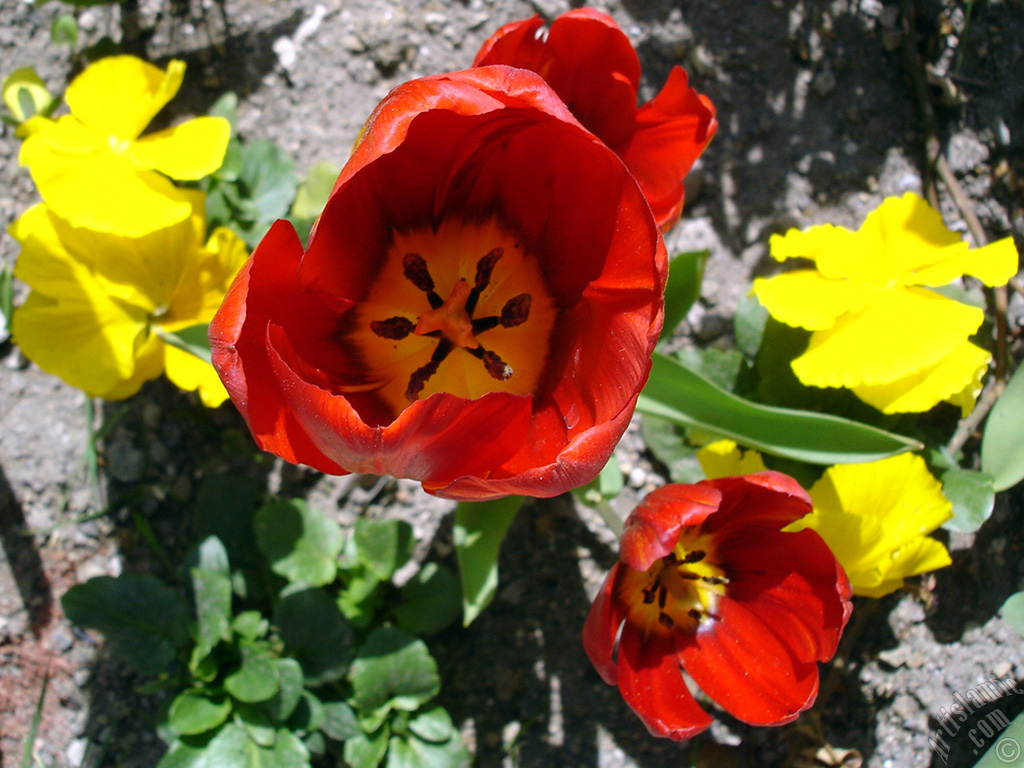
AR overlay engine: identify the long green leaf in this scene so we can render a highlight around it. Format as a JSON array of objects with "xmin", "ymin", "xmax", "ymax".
[
  {"xmin": 637, "ymin": 352, "xmax": 921, "ymax": 465},
  {"xmin": 659, "ymin": 250, "xmax": 708, "ymax": 341},
  {"xmin": 454, "ymin": 496, "xmax": 524, "ymax": 626},
  {"xmin": 981, "ymin": 364, "xmax": 1024, "ymax": 491}
]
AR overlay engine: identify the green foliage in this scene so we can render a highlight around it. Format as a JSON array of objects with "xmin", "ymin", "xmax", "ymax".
[
  {"xmin": 50, "ymin": 14, "xmax": 79, "ymax": 48},
  {"xmin": 0, "ymin": 260, "xmax": 13, "ymax": 343},
  {"xmin": 60, "ymin": 479, "xmax": 465, "ymax": 768},
  {"xmin": 200, "ymin": 93, "xmax": 298, "ymax": 249},
  {"xmin": 940, "ymin": 467, "xmax": 996, "ymax": 533},
  {"xmin": 157, "ymin": 324, "xmax": 213, "ymax": 365},
  {"xmin": 638, "ymin": 351, "xmax": 921, "ymax": 465},
  {"xmin": 999, "ymin": 591, "xmax": 1024, "ymax": 637},
  {"xmin": 981, "ymin": 363, "xmax": 1024, "ymax": 491},
  {"xmin": 290, "ymin": 160, "xmax": 341, "ymax": 244},
  {"xmin": 659, "ymin": 250, "xmax": 708, "ymax": 341},
  {"xmin": 453, "ymin": 496, "xmax": 524, "ymax": 626}
]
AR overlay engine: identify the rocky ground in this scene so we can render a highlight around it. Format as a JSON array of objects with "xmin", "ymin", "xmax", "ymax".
[{"xmin": 2, "ymin": 0, "xmax": 1024, "ymax": 767}]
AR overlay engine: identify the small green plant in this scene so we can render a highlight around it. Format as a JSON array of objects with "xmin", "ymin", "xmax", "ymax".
[{"xmin": 62, "ymin": 474, "xmax": 467, "ymax": 768}]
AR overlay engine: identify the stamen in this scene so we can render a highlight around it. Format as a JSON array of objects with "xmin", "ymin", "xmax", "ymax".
[
  {"xmin": 403, "ymin": 253, "xmax": 444, "ymax": 309},
  {"xmin": 701, "ymin": 575, "xmax": 727, "ymax": 586},
  {"xmin": 657, "ymin": 585, "xmax": 668, "ymax": 609},
  {"xmin": 370, "ymin": 317, "xmax": 415, "ymax": 340},
  {"xmin": 465, "ymin": 247, "xmax": 503, "ymax": 315},
  {"xmin": 471, "ymin": 316, "xmax": 501, "ymax": 335},
  {"xmin": 642, "ymin": 586, "xmax": 657, "ymax": 605},
  {"xmin": 481, "ymin": 350, "xmax": 512, "ymax": 381},
  {"xmin": 500, "ymin": 294, "xmax": 531, "ymax": 328},
  {"xmin": 658, "ymin": 612, "xmax": 675, "ymax": 629},
  {"xmin": 682, "ymin": 550, "xmax": 706, "ymax": 564},
  {"xmin": 405, "ymin": 338, "xmax": 454, "ymax": 401},
  {"xmin": 688, "ymin": 609, "xmax": 703, "ymax": 621}
]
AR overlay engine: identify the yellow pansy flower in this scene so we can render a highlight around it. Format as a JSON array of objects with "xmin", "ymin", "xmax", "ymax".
[
  {"xmin": 696, "ymin": 439, "xmax": 767, "ymax": 478},
  {"xmin": 10, "ymin": 191, "xmax": 248, "ymax": 406},
  {"xmin": 18, "ymin": 55, "xmax": 229, "ymax": 236},
  {"xmin": 790, "ymin": 453, "xmax": 953, "ymax": 598},
  {"xmin": 751, "ymin": 193, "xmax": 1019, "ymax": 414}
]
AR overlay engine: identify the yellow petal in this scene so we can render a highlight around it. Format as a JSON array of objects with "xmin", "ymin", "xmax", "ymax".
[
  {"xmin": 163, "ymin": 226, "xmax": 249, "ymax": 329},
  {"xmin": 792, "ymin": 286, "xmax": 984, "ymax": 388},
  {"xmin": 129, "ymin": 117, "xmax": 231, "ymax": 180},
  {"xmin": 98, "ymin": 334, "xmax": 165, "ymax": 400},
  {"xmin": 162, "ymin": 343, "xmax": 230, "ymax": 407},
  {"xmin": 908, "ymin": 236, "xmax": 1019, "ymax": 288},
  {"xmin": 65, "ymin": 56, "xmax": 185, "ymax": 140},
  {"xmin": 852, "ymin": 341, "xmax": 991, "ymax": 414},
  {"xmin": 25, "ymin": 146, "xmax": 193, "ymax": 235},
  {"xmin": 696, "ymin": 439, "xmax": 767, "ymax": 479},
  {"xmin": 803, "ymin": 453, "xmax": 952, "ymax": 597},
  {"xmin": 19, "ymin": 114, "xmax": 107, "ymax": 159},
  {"xmin": 45, "ymin": 190, "xmax": 206, "ymax": 311},
  {"xmin": 751, "ymin": 270, "xmax": 877, "ymax": 331},
  {"xmin": 11, "ymin": 271, "xmax": 148, "ymax": 396}
]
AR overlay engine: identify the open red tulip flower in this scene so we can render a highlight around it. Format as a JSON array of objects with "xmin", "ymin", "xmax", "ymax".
[
  {"xmin": 473, "ymin": 8, "xmax": 717, "ymax": 232},
  {"xmin": 584, "ymin": 473, "xmax": 853, "ymax": 740},
  {"xmin": 209, "ymin": 66, "xmax": 666, "ymax": 501}
]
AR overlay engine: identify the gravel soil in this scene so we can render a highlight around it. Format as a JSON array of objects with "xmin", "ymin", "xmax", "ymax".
[{"xmin": 2, "ymin": 1, "xmax": 1024, "ymax": 767}]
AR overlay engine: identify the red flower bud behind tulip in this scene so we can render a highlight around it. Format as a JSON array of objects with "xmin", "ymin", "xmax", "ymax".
[
  {"xmin": 473, "ymin": 8, "xmax": 717, "ymax": 231},
  {"xmin": 210, "ymin": 66, "xmax": 666, "ymax": 501},
  {"xmin": 584, "ymin": 473, "xmax": 852, "ymax": 740}
]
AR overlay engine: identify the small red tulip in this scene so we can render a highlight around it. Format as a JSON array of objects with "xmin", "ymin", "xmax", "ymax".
[
  {"xmin": 210, "ymin": 66, "xmax": 666, "ymax": 501},
  {"xmin": 474, "ymin": 8, "xmax": 717, "ymax": 231},
  {"xmin": 583, "ymin": 473, "xmax": 852, "ymax": 740}
]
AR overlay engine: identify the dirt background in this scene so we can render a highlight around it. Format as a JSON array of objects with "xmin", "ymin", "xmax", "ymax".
[{"xmin": 2, "ymin": 0, "xmax": 1024, "ymax": 767}]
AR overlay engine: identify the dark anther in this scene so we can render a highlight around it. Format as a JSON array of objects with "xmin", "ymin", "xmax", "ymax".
[
  {"xmin": 688, "ymin": 609, "xmax": 703, "ymax": 621},
  {"xmin": 657, "ymin": 585, "xmax": 668, "ymax": 609},
  {"xmin": 663, "ymin": 552, "xmax": 679, "ymax": 565},
  {"xmin": 405, "ymin": 339, "xmax": 454, "ymax": 401},
  {"xmin": 465, "ymin": 247, "xmax": 503, "ymax": 315},
  {"xmin": 481, "ymin": 350, "xmax": 512, "ymax": 381},
  {"xmin": 701, "ymin": 575, "xmax": 727, "ymax": 586},
  {"xmin": 500, "ymin": 293, "xmax": 531, "ymax": 328},
  {"xmin": 642, "ymin": 587, "xmax": 657, "ymax": 605},
  {"xmin": 679, "ymin": 572, "xmax": 700, "ymax": 580},
  {"xmin": 682, "ymin": 550, "xmax": 706, "ymax": 564},
  {"xmin": 370, "ymin": 316, "xmax": 415, "ymax": 340},
  {"xmin": 403, "ymin": 253, "xmax": 434, "ymax": 291},
  {"xmin": 658, "ymin": 612, "xmax": 675, "ymax": 629},
  {"xmin": 471, "ymin": 316, "xmax": 501, "ymax": 335}
]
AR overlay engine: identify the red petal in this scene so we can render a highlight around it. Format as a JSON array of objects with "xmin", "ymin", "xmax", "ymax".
[
  {"xmin": 678, "ymin": 597, "xmax": 821, "ymax": 726},
  {"xmin": 615, "ymin": 67, "xmax": 717, "ymax": 231},
  {"xmin": 620, "ymin": 484, "xmax": 722, "ymax": 572},
  {"xmin": 473, "ymin": 9, "xmax": 641, "ymax": 147},
  {"xmin": 582, "ymin": 565, "xmax": 628, "ymax": 685},
  {"xmin": 209, "ymin": 220, "xmax": 346, "ymax": 474},
  {"xmin": 617, "ymin": 622, "xmax": 713, "ymax": 741},
  {"xmin": 263, "ymin": 324, "xmax": 533, "ymax": 493},
  {"xmin": 720, "ymin": 528, "xmax": 853, "ymax": 664}
]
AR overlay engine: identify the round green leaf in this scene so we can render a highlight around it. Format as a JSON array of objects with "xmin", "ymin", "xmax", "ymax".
[
  {"xmin": 982, "ymin": 364, "xmax": 1024, "ymax": 491},
  {"xmin": 225, "ymin": 644, "xmax": 280, "ymax": 703},
  {"xmin": 255, "ymin": 499, "xmax": 343, "ymax": 587},
  {"xmin": 940, "ymin": 467, "xmax": 996, "ymax": 533},
  {"xmin": 320, "ymin": 701, "xmax": 361, "ymax": 741},
  {"xmin": 394, "ymin": 563, "xmax": 461, "ymax": 637},
  {"xmin": 354, "ymin": 518, "xmax": 414, "ymax": 581},
  {"xmin": 1000, "ymin": 591, "xmax": 1024, "ymax": 637},
  {"xmin": 275, "ymin": 587, "xmax": 352, "ymax": 686},
  {"xmin": 350, "ymin": 627, "xmax": 440, "ymax": 716},
  {"xmin": 168, "ymin": 690, "xmax": 232, "ymax": 736},
  {"xmin": 407, "ymin": 707, "xmax": 455, "ymax": 744},
  {"xmin": 266, "ymin": 658, "xmax": 304, "ymax": 723}
]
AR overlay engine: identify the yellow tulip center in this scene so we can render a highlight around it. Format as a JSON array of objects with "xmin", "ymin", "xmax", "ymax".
[
  {"xmin": 350, "ymin": 219, "xmax": 557, "ymax": 414},
  {"xmin": 616, "ymin": 532, "xmax": 728, "ymax": 639}
]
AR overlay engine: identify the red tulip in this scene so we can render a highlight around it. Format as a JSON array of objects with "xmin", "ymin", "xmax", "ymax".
[
  {"xmin": 473, "ymin": 8, "xmax": 717, "ymax": 231},
  {"xmin": 209, "ymin": 66, "xmax": 666, "ymax": 501},
  {"xmin": 583, "ymin": 473, "xmax": 852, "ymax": 740}
]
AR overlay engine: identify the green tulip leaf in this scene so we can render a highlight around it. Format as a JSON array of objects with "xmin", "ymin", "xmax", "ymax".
[
  {"xmin": 660, "ymin": 250, "xmax": 708, "ymax": 341},
  {"xmin": 453, "ymin": 496, "xmax": 524, "ymax": 625},
  {"xmin": 637, "ymin": 352, "xmax": 921, "ymax": 464},
  {"xmin": 62, "ymin": 574, "xmax": 190, "ymax": 675},
  {"xmin": 971, "ymin": 709, "xmax": 1024, "ymax": 768},
  {"xmin": 981, "ymin": 364, "xmax": 1024, "ymax": 491},
  {"xmin": 254, "ymin": 499, "xmax": 343, "ymax": 587},
  {"xmin": 350, "ymin": 626, "xmax": 440, "ymax": 717}
]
